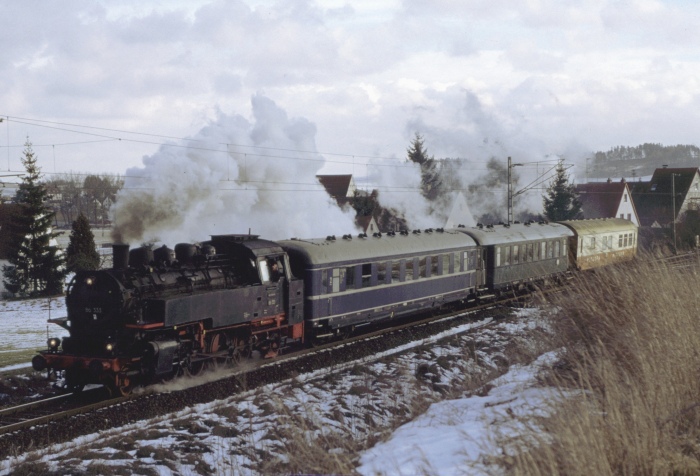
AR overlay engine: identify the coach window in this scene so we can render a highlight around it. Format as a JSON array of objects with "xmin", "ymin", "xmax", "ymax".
[
  {"xmin": 504, "ymin": 246, "xmax": 511, "ymax": 266},
  {"xmin": 377, "ymin": 262, "xmax": 387, "ymax": 284},
  {"xmin": 444, "ymin": 254, "xmax": 451, "ymax": 274},
  {"xmin": 527, "ymin": 243, "xmax": 534, "ymax": 262},
  {"xmin": 541, "ymin": 242, "xmax": 547, "ymax": 260},
  {"xmin": 345, "ymin": 266, "xmax": 355, "ymax": 289},
  {"xmin": 618, "ymin": 234, "xmax": 623, "ymax": 248},
  {"xmin": 430, "ymin": 256, "xmax": 438, "ymax": 276},
  {"xmin": 392, "ymin": 261, "xmax": 401, "ymax": 282},
  {"xmin": 512, "ymin": 245, "xmax": 519, "ymax": 264},
  {"xmin": 468, "ymin": 250, "xmax": 476, "ymax": 270},
  {"xmin": 590, "ymin": 237, "xmax": 596, "ymax": 250},
  {"xmin": 419, "ymin": 257, "xmax": 427, "ymax": 278},
  {"xmin": 320, "ymin": 269, "xmax": 328, "ymax": 294},
  {"xmin": 554, "ymin": 240, "xmax": 561, "ymax": 258},
  {"xmin": 496, "ymin": 247, "xmax": 501, "ymax": 267},
  {"xmin": 361, "ymin": 263, "xmax": 372, "ymax": 288},
  {"xmin": 623, "ymin": 234, "xmax": 628, "ymax": 247},
  {"xmin": 405, "ymin": 259, "xmax": 414, "ymax": 281},
  {"xmin": 547, "ymin": 241, "xmax": 553, "ymax": 259}
]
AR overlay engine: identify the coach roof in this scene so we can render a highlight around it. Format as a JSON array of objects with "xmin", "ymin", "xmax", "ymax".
[
  {"xmin": 557, "ymin": 218, "xmax": 637, "ymax": 236},
  {"xmin": 279, "ymin": 229, "xmax": 477, "ymax": 266},
  {"xmin": 456, "ymin": 222, "xmax": 574, "ymax": 246}
]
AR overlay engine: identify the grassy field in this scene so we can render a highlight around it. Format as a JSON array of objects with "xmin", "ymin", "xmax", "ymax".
[
  {"xmin": 0, "ymin": 349, "xmax": 40, "ymax": 369},
  {"xmin": 498, "ymin": 256, "xmax": 700, "ymax": 474}
]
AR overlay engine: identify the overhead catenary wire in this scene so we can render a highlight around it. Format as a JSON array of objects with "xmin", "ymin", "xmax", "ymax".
[
  {"xmin": 0, "ymin": 114, "xmax": 571, "ymax": 175},
  {"xmin": 0, "ymin": 114, "xmax": 580, "ymax": 199}
]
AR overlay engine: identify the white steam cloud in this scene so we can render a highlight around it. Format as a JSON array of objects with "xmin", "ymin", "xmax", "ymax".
[
  {"xmin": 112, "ymin": 95, "xmax": 357, "ymax": 245},
  {"xmin": 365, "ymin": 88, "xmax": 592, "ymax": 225}
]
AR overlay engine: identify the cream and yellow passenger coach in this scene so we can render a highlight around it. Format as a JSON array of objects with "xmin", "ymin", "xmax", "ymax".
[{"xmin": 558, "ymin": 218, "xmax": 638, "ymax": 270}]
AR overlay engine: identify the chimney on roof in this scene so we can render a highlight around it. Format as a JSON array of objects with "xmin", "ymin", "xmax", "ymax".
[
  {"xmin": 663, "ymin": 164, "xmax": 668, "ymax": 168},
  {"xmin": 621, "ymin": 178, "xmax": 626, "ymax": 183},
  {"xmin": 607, "ymin": 178, "xmax": 612, "ymax": 183}
]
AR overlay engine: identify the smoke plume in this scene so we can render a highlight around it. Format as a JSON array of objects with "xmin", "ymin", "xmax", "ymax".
[
  {"xmin": 367, "ymin": 88, "xmax": 589, "ymax": 226},
  {"xmin": 111, "ymin": 95, "xmax": 357, "ymax": 245}
]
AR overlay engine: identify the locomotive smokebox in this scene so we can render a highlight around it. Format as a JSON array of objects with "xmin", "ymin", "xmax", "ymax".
[{"xmin": 112, "ymin": 243, "xmax": 130, "ymax": 269}]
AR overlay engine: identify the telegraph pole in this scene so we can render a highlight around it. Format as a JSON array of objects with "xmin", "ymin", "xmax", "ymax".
[
  {"xmin": 507, "ymin": 157, "xmax": 522, "ymax": 225},
  {"xmin": 672, "ymin": 172, "xmax": 679, "ymax": 254}
]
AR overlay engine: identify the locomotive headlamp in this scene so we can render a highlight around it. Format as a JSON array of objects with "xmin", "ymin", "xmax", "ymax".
[
  {"xmin": 105, "ymin": 342, "xmax": 115, "ymax": 352},
  {"xmin": 47, "ymin": 337, "xmax": 60, "ymax": 351},
  {"xmin": 85, "ymin": 277, "xmax": 95, "ymax": 286}
]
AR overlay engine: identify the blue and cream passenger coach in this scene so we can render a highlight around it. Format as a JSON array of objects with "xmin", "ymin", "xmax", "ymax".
[{"xmin": 279, "ymin": 229, "xmax": 479, "ymax": 340}]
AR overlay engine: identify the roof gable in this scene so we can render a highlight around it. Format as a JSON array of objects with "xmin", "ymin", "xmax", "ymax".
[
  {"xmin": 575, "ymin": 181, "xmax": 627, "ymax": 219},
  {"xmin": 316, "ymin": 175, "xmax": 355, "ymax": 199},
  {"xmin": 630, "ymin": 167, "xmax": 700, "ymax": 226}
]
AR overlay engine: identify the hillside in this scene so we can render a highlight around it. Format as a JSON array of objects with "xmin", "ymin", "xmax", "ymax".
[{"xmin": 591, "ymin": 143, "xmax": 700, "ymax": 179}]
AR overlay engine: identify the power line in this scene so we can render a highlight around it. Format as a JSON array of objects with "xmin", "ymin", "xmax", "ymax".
[{"xmin": 0, "ymin": 114, "xmax": 561, "ymax": 175}]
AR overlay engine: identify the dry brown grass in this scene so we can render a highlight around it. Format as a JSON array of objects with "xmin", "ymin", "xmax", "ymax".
[{"xmin": 502, "ymin": 256, "xmax": 700, "ymax": 475}]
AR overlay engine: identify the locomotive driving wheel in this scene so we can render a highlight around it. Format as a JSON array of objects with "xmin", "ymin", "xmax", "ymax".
[
  {"xmin": 227, "ymin": 338, "xmax": 251, "ymax": 366},
  {"xmin": 205, "ymin": 333, "xmax": 228, "ymax": 368},
  {"xmin": 185, "ymin": 356, "xmax": 205, "ymax": 376},
  {"xmin": 115, "ymin": 367, "xmax": 134, "ymax": 396}
]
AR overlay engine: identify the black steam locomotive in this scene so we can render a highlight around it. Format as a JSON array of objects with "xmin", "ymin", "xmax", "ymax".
[
  {"xmin": 33, "ymin": 234, "xmax": 304, "ymax": 395},
  {"xmin": 32, "ymin": 219, "xmax": 638, "ymax": 395}
]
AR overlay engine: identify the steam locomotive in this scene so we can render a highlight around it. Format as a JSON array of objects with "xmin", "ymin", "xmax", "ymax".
[{"xmin": 32, "ymin": 218, "xmax": 637, "ymax": 395}]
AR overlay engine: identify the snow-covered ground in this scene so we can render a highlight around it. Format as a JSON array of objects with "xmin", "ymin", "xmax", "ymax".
[
  {"xmin": 0, "ymin": 307, "xmax": 562, "ymax": 475},
  {"xmin": 0, "ymin": 296, "xmax": 67, "ymax": 370}
]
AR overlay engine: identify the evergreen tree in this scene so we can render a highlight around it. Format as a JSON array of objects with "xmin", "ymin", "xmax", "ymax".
[
  {"xmin": 407, "ymin": 133, "xmax": 443, "ymax": 201},
  {"xmin": 66, "ymin": 213, "xmax": 100, "ymax": 272},
  {"xmin": 2, "ymin": 140, "xmax": 66, "ymax": 296},
  {"xmin": 543, "ymin": 160, "xmax": 583, "ymax": 221}
]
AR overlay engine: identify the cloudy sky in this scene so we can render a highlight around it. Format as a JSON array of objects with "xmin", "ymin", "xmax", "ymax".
[
  {"xmin": 2, "ymin": 0, "xmax": 699, "ymax": 176},
  {"xmin": 0, "ymin": 0, "xmax": 700, "ymax": 239}
]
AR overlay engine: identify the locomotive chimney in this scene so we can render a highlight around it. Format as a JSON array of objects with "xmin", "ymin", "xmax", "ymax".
[{"xmin": 112, "ymin": 243, "xmax": 130, "ymax": 269}]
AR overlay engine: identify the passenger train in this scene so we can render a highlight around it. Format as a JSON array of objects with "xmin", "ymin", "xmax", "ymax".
[{"xmin": 31, "ymin": 218, "xmax": 638, "ymax": 395}]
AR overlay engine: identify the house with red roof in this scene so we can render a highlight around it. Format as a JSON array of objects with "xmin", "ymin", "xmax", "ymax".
[
  {"xmin": 316, "ymin": 175, "xmax": 357, "ymax": 204},
  {"xmin": 575, "ymin": 179, "xmax": 639, "ymax": 226}
]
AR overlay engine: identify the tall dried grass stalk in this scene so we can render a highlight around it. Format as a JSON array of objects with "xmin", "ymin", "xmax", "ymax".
[{"xmin": 505, "ymin": 256, "xmax": 700, "ymax": 475}]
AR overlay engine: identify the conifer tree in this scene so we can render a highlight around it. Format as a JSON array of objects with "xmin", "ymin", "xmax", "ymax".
[
  {"xmin": 543, "ymin": 160, "xmax": 583, "ymax": 221},
  {"xmin": 407, "ymin": 133, "xmax": 443, "ymax": 201},
  {"xmin": 2, "ymin": 140, "xmax": 66, "ymax": 296},
  {"xmin": 66, "ymin": 213, "xmax": 100, "ymax": 272}
]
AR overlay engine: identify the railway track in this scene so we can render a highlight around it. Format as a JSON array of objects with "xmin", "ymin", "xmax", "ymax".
[
  {"xmin": 0, "ymin": 296, "xmax": 519, "ymax": 457},
  {"xmin": 0, "ymin": 388, "xmax": 124, "ymax": 435}
]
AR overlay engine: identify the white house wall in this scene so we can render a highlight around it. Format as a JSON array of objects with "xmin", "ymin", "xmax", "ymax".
[
  {"xmin": 679, "ymin": 172, "xmax": 700, "ymax": 216},
  {"xmin": 614, "ymin": 185, "xmax": 639, "ymax": 226}
]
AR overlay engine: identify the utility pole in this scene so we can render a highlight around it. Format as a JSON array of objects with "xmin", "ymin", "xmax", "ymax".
[
  {"xmin": 672, "ymin": 173, "xmax": 679, "ymax": 254},
  {"xmin": 507, "ymin": 157, "xmax": 523, "ymax": 225}
]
